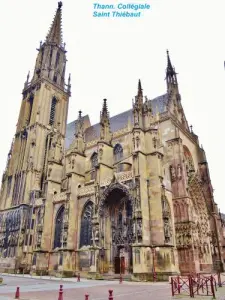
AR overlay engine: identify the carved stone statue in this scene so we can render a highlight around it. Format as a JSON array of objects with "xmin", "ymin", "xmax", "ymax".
[
  {"xmin": 19, "ymin": 234, "xmax": 24, "ymax": 246},
  {"xmin": 164, "ymin": 219, "xmax": 172, "ymax": 243},
  {"xmin": 95, "ymin": 183, "xmax": 100, "ymax": 205},
  {"xmin": 93, "ymin": 224, "xmax": 99, "ymax": 242},
  {"xmin": 98, "ymin": 149, "xmax": 103, "ymax": 161},
  {"xmin": 170, "ymin": 165, "xmax": 176, "ymax": 182},
  {"xmin": 71, "ymin": 158, "xmax": 75, "ymax": 169},
  {"xmin": 136, "ymin": 136, "xmax": 140, "ymax": 148},
  {"xmin": 36, "ymin": 232, "xmax": 42, "ymax": 247},
  {"xmin": 136, "ymin": 219, "xmax": 142, "ymax": 237},
  {"xmin": 177, "ymin": 164, "xmax": 182, "ymax": 180},
  {"xmin": 48, "ymin": 167, "xmax": 52, "ymax": 177},
  {"xmin": 63, "ymin": 207, "xmax": 69, "ymax": 228},
  {"xmin": 63, "ymin": 231, "xmax": 68, "ymax": 243},
  {"xmin": 112, "ymin": 226, "xmax": 116, "ymax": 242}
]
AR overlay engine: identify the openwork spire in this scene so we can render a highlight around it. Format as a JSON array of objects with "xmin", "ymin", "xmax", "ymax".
[
  {"xmin": 46, "ymin": 2, "xmax": 63, "ymax": 45},
  {"xmin": 166, "ymin": 50, "xmax": 177, "ymax": 85}
]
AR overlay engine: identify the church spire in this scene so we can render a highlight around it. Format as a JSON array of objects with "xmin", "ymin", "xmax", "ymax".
[
  {"xmin": 46, "ymin": 2, "xmax": 63, "ymax": 45},
  {"xmin": 100, "ymin": 99, "xmax": 112, "ymax": 144},
  {"xmin": 166, "ymin": 50, "xmax": 177, "ymax": 88},
  {"xmin": 31, "ymin": 2, "xmax": 68, "ymax": 89}
]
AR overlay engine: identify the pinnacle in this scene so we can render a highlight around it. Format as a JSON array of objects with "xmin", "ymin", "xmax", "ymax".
[
  {"xmin": 101, "ymin": 99, "xmax": 109, "ymax": 119},
  {"xmin": 138, "ymin": 79, "xmax": 143, "ymax": 97},
  {"xmin": 103, "ymin": 99, "xmax": 108, "ymax": 112},
  {"xmin": 45, "ymin": 2, "xmax": 63, "ymax": 45}
]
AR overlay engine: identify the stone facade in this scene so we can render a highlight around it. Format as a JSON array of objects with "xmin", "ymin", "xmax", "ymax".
[{"xmin": 0, "ymin": 2, "xmax": 224, "ymax": 280}]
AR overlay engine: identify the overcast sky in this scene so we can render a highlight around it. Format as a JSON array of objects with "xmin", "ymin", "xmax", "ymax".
[{"xmin": 0, "ymin": 0, "xmax": 224, "ymax": 211}]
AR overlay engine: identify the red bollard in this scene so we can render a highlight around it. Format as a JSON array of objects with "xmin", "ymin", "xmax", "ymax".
[
  {"xmin": 58, "ymin": 285, "xmax": 63, "ymax": 300},
  {"xmin": 77, "ymin": 273, "xmax": 80, "ymax": 282},
  {"xmin": 119, "ymin": 274, "xmax": 122, "ymax": 284},
  {"xmin": 108, "ymin": 289, "xmax": 113, "ymax": 300},
  {"xmin": 85, "ymin": 294, "xmax": 89, "ymax": 300},
  {"xmin": 15, "ymin": 287, "xmax": 20, "ymax": 299}
]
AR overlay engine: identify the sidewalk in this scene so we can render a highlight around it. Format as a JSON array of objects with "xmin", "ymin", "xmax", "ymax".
[{"xmin": 0, "ymin": 272, "xmax": 89, "ymax": 282}]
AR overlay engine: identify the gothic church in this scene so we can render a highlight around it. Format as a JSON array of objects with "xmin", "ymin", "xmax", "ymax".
[{"xmin": 0, "ymin": 2, "xmax": 224, "ymax": 280}]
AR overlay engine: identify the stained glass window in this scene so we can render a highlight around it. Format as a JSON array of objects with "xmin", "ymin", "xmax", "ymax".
[
  {"xmin": 53, "ymin": 206, "xmax": 64, "ymax": 249},
  {"xmin": 91, "ymin": 153, "xmax": 98, "ymax": 168},
  {"xmin": 113, "ymin": 144, "xmax": 123, "ymax": 162},
  {"xmin": 80, "ymin": 202, "xmax": 93, "ymax": 248}
]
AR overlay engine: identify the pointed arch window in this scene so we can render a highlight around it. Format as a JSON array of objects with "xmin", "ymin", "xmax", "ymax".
[
  {"xmin": 55, "ymin": 52, "xmax": 60, "ymax": 68},
  {"xmin": 91, "ymin": 152, "xmax": 98, "ymax": 168},
  {"xmin": 27, "ymin": 94, "xmax": 34, "ymax": 125},
  {"xmin": 53, "ymin": 206, "xmax": 64, "ymax": 249},
  {"xmin": 53, "ymin": 74, "xmax": 57, "ymax": 83},
  {"xmin": 114, "ymin": 144, "xmax": 123, "ymax": 162},
  {"xmin": 49, "ymin": 97, "xmax": 57, "ymax": 126},
  {"xmin": 49, "ymin": 48, "xmax": 53, "ymax": 66},
  {"xmin": 40, "ymin": 48, "xmax": 44, "ymax": 67},
  {"xmin": 80, "ymin": 202, "xmax": 93, "ymax": 248}
]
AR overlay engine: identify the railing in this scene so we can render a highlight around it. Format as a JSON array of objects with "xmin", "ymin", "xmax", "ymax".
[{"xmin": 170, "ymin": 273, "xmax": 225, "ymax": 298}]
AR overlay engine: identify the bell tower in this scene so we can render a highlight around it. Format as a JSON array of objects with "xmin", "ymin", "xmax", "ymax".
[{"xmin": 0, "ymin": 2, "xmax": 71, "ymax": 210}]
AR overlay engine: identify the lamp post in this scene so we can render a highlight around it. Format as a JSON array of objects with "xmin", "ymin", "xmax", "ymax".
[{"xmin": 147, "ymin": 246, "xmax": 159, "ymax": 282}]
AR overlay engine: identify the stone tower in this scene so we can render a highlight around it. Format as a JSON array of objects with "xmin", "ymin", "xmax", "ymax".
[{"xmin": 0, "ymin": 2, "xmax": 70, "ymax": 269}]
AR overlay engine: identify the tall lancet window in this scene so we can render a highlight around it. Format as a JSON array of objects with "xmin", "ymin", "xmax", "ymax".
[
  {"xmin": 53, "ymin": 206, "xmax": 64, "ymax": 249},
  {"xmin": 114, "ymin": 144, "xmax": 123, "ymax": 172},
  {"xmin": 49, "ymin": 96, "xmax": 57, "ymax": 126},
  {"xmin": 27, "ymin": 94, "xmax": 34, "ymax": 125},
  {"xmin": 55, "ymin": 51, "xmax": 60, "ymax": 68},
  {"xmin": 90, "ymin": 152, "xmax": 98, "ymax": 180},
  {"xmin": 113, "ymin": 144, "xmax": 123, "ymax": 162},
  {"xmin": 80, "ymin": 201, "xmax": 93, "ymax": 248}
]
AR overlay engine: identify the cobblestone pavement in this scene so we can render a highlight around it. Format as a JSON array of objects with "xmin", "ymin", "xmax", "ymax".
[{"xmin": 0, "ymin": 274, "xmax": 224, "ymax": 300}]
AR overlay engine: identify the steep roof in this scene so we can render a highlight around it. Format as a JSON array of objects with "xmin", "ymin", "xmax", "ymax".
[{"xmin": 65, "ymin": 94, "xmax": 168, "ymax": 149}]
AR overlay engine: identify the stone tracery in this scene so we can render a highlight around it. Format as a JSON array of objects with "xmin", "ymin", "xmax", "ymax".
[{"xmin": 80, "ymin": 201, "xmax": 94, "ymax": 248}]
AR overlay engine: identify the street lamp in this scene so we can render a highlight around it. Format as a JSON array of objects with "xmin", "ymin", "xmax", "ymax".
[{"xmin": 147, "ymin": 246, "xmax": 160, "ymax": 282}]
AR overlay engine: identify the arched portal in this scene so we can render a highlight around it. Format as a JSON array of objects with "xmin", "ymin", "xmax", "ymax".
[
  {"xmin": 99, "ymin": 183, "xmax": 134, "ymax": 274},
  {"xmin": 53, "ymin": 206, "xmax": 64, "ymax": 249}
]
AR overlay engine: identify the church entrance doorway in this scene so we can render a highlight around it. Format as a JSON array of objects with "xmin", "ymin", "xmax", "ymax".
[
  {"xmin": 99, "ymin": 184, "xmax": 134, "ymax": 274},
  {"xmin": 114, "ymin": 256, "xmax": 125, "ymax": 274}
]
